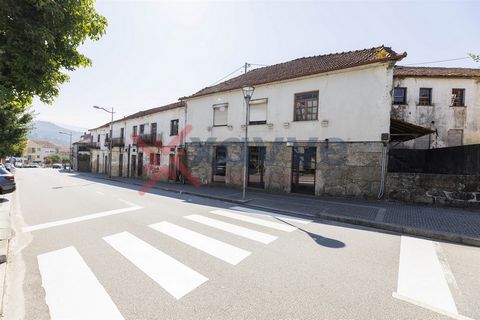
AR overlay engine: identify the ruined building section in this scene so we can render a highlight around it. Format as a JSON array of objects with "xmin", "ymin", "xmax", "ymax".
[{"xmin": 391, "ymin": 66, "xmax": 480, "ymax": 149}]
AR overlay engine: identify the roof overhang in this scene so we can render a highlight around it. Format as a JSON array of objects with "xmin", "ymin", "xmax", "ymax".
[{"xmin": 390, "ymin": 118, "xmax": 435, "ymax": 142}]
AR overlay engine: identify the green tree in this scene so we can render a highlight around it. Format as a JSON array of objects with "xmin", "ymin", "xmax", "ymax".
[
  {"xmin": 469, "ymin": 54, "xmax": 480, "ymax": 62},
  {"xmin": 0, "ymin": 0, "xmax": 107, "ymax": 156},
  {"xmin": 0, "ymin": 101, "xmax": 32, "ymax": 158}
]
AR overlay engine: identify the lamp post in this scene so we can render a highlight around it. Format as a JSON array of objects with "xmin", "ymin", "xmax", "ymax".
[
  {"xmin": 59, "ymin": 131, "xmax": 72, "ymax": 171},
  {"xmin": 93, "ymin": 105, "xmax": 114, "ymax": 178},
  {"xmin": 241, "ymin": 86, "xmax": 255, "ymax": 200}
]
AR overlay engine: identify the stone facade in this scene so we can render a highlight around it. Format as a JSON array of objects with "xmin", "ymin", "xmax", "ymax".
[
  {"xmin": 386, "ymin": 172, "xmax": 480, "ymax": 207},
  {"xmin": 185, "ymin": 141, "xmax": 385, "ymax": 198}
]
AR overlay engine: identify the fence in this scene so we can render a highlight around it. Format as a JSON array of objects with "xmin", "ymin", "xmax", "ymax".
[{"xmin": 388, "ymin": 144, "xmax": 480, "ymax": 175}]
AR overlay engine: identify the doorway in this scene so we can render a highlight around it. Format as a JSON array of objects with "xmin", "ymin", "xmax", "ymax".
[
  {"xmin": 212, "ymin": 146, "xmax": 227, "ymax": 183},
  {"xmin": 248, "ymin": 146, "xmax": 265, "ymax": 188},
  {"xmin": 137, "ymin": 152, "xmax": 143, "ymax": 177},
  {"xmin": 119, "ymin": 153, "xmax": 123, "ymax": 177},
  {"xmin": 291, "ymin": 146, "xmax": 316, "ymax": 194},
  {"xmin": 131, "ymin": 155, "xmax": 137, "ymax": 177}
]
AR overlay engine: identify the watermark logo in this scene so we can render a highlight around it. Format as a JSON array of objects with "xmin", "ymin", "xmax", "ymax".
[{"xmin": 134, "ymin": 124, "xmax": 201, "ymax": 195}]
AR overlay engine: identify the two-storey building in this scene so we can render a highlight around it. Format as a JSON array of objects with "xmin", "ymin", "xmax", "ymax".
[
  {"xmin": 181, "ymin": 46, "xmax": 407, "ymax": 197},
  {"xmin": 89, "ymin": 102, "xmax": 186, "ymax": 180},
  {"xmin": 392, "ymin": 66, "xmax": 480, "ymax": 149}
]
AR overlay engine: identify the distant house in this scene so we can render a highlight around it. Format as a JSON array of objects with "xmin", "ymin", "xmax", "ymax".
[
  {"xmin": 392, "ymin": 66, "xmax": 480, "ymax": 149},
  {"xmin": 26, "ymin": 140, "xmax": 61, "ymax": 163}
]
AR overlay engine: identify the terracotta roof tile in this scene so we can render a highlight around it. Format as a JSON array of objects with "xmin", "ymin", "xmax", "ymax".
[
  {"xmin": 90, "ymin": 101, "xmax": 184, "ymax": 131},
  {"xmin": 184, "ymin": 46, "xmax": 406, "ymax": 99},
  {"xmin": 394, "ymin": 66, "xmax": 480, "ymax": 78}
]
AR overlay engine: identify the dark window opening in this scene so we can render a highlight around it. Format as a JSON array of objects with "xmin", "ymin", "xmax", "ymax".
[
  {"xmin": 419, "ymin": 88, "xmax": 432, "ymax": 106},
  {"xmin": 170, "ymin": 119, "xmax": 179, "ymax": 136},
  {"xmin": 393, "ymin": 87, "xmax": 407, "ymax": 104},
  {"xmin": 451, "ymin": 88, "xmax": 465, "ymax": 107}
]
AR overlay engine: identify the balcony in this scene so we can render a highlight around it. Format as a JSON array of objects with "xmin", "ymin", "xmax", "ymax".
[
  {"xmin": 135, "ymin": 133, "xmax": 162, "ymax": 146},
  {"xmin": 86, "ymin": 142, "xmax": 100, "ymax": 149},
  {"xmin": 112, "ymin": 137, "xmax": 125, "ymax": 147}
]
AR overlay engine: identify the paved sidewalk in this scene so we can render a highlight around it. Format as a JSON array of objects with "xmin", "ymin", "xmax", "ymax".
[
  {"xmin": 78, "ymin": 172, "xmax": 480, "ymax": 247},
  {"xmin": 0, "ymin": 193, "xmax": 13, "ymax": 318}
]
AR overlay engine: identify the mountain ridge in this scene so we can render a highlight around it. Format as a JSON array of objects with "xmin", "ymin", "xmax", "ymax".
[{"xmin": 28, "ymin": 121, "xmax": 84, "ymax": 147}]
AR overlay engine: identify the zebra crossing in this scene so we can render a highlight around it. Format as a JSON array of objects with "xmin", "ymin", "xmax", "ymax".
[{"xmin": 37, "ymin": 207, "xmax": 312, "ymax": 319}]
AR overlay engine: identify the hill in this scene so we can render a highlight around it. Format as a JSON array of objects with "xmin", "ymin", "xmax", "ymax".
[{"xmin": 28, "ymin": 121, "xmax": 84, "ymax": 147}]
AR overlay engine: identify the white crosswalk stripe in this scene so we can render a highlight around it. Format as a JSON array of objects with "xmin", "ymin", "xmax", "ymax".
[
  {"xmin": 393, "ymin": 236, "xmax": 460, "ymax": 318},
  {"xmin": 210, "ymin": 209, "xmax": 297, "ymax": 232},
  {"xmin": 229, "ymin": 206, "xmax": 313, "ymax": 224},
  {"xmin": 37, "ymin": 246, "xmax": 124, "ymax": 320},
  {"xmin": 104, "ymin": 231, "xmax": 208, "ymax": 299},
  {"xmin": 185, "ymin": 214, "xmax": 278, "ymax": 244},
  {"xmin": 149, "ymin": 221, "xmax": 251, "ymax": 265}
]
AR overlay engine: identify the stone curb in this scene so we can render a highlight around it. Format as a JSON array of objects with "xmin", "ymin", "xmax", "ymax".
[
  {"xmin": 86, "ymin": 174, "xmax": 480, "ymax": 248},
  {"xmin": 0, "ymin": 194, "xmax": 14, "ymax": 317}
]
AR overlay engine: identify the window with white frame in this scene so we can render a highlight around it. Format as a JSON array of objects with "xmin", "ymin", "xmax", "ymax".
[
  {"xmin": 213, "ymin": 103, "xmax": 228, "ymax": 126},
  {"xmin": 249, "ymin": 98, "xmax": 267, "ymax": 125}
]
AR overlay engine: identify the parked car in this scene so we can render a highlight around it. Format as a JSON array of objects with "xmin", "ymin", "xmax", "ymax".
[
  {"xmin": 52, "ymin": 163, "xmax": 62, "ymax": 169},
  {"xmin": 5, "ymin": 163, "xmax": 15, "ymax": 173},
  {"xmin": 0, "ymin": 166, "xmax": 15, "ymax": 195}
]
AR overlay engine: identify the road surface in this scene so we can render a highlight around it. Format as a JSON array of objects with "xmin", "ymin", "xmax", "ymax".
[{"xmin": 4, "ymin": 168, "xmax": 480, "ymax": 319}]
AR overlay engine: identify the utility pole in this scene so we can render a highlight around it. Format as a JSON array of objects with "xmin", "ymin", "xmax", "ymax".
[{"xmin": 244, "ymin": 62, "xmax": 250, "ymax": 74}]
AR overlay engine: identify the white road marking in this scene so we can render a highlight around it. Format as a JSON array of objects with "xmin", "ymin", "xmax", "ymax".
[
  {"xmin": 394, "ymin": 236, "xmax": 458, "ymax": 315},
  {"xmin": 185, "ymin": 214, "xmax": 277, "ymax": 244},
  {"xmin": 117, "ymin": 199, "xmax": 137, "ymax": 207},
  {"xmin": 96, "ymin": 191, "xmax": 105, "ymax": 196},
  {"xmin": 229, "ymin": 206, "xmax": 312, "ymax": 224},
  {"xmin": 22, "ymin": 204, "xmax": 143, "ymax": 233},
  {"xmin": 149, "ymin": 221, "xmax": 251, "ymax": 265},
  {"xmin": 37, "ymin": 246, "xmax": 124, "ymax": 320},
  {"xmin": 104, "ymin": 232, "xmax": 207, "ymax": 299},
  {"xmin": 210, "ymin": 209, "xmax": 297, "ymax": 232}
]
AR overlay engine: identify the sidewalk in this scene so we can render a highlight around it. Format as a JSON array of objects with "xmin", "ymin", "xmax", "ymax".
[
  {"xmin": 0, "ymin": 193, "xmax": 13, "ymax": 317},
  {"xmin": 79, "ymin": 172, "xmax": 480, "ymax": 247}
]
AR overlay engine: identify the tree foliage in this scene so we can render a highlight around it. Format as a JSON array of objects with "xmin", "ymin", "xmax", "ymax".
[
  {"xmin": 0, "ymin": 0, "xmax": 107, "ymax": 157},
  {"xmin": 44, "ymin": 154, "xmax": 68, "ymax": 165},
  {"xmin": 469, "ymin": 53, "xmax": 480, "ymax": 62}
]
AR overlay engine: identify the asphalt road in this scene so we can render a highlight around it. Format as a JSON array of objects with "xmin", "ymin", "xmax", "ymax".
[{"xmin": 4, "ymin": 168, "xmax": 480, "ymax": 320}]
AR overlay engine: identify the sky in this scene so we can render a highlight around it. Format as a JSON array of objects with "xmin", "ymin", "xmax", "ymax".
[{"xmin": 33, "ymin": 0, "xmax": 480, "ymax": 131}]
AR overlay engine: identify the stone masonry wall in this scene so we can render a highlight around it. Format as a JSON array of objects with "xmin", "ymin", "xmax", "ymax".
[
  {"xmin": 386, "ymin": 172, "xmax": 480, "ymax": 207},
  {"xmin": 185, "ymin": 141, "xmax": 385, "ymax": 199}
]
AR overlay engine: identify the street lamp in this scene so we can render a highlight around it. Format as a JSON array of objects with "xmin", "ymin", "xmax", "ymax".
[
  {"xmin": 59, "ymin": 131, "xmax": 72, "ymax": 171},
  {"xmin": 93, "ymin": 105, "xmax": 114, "ymax": 178},
  {"xmin": 241, "ymin": 86, "xmax": 255, "ymax": 200}
]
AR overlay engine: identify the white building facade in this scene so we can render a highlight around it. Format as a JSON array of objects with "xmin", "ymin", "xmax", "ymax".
[{"xmin": 392, "ymin": 67, "xmax": 480, "ymax": 149}]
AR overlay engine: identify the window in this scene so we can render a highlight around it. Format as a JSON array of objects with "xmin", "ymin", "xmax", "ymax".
[
  {"xmin": 249, "ymin": 98, "xmax": 267, "ymax": 125},
  {"xmin": 133, "ymin": 125, "xmax": 138, "ymax": 137},
  {"xmin": 155, "ymin": 153, "xmax": 160, "ymax": 165},
  {"xmin": 294, "ymin": 91, "xmax": 318, "ymax": 121},
  {"xmin": 393, "ymin": 87, "xmax": 407, "ymax": 104},
  {"xmin": 97, "ymin": 135, "xmax": 100, "ymax": 142},
  {"xmin": 419, "ymin": 88, "xmax": 432, "ymax": 106},
  {"xmin": 139, "ymin": 124, "xmax": 145, "ymax": 134},
  {"xmin": 120, "ymin": 128, "xmax": 124, "ymax": 138},
  {"xmin": 151, "ymin": 123, "xmax": 157, "ymax": 136},
  {"xmin": 170, "ymin": 119, "xmax": 179, "ymax": 136},
  {"xmin": 149, "ymin": 153, "xmax": 154, "ymax": 165},
  {"xmin": 213, "ymin": 104, "xmax": 228, "ymax": 126},
  {"xmin": 451, "ymin": 88, "xmax": 465, "ymax": 107}
]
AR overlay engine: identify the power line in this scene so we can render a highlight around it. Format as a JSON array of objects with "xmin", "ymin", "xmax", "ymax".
[
  {"xmin": 209, "ymin": 65, "xmax": 245, "ymax": 87},
  {"xmin": 403, "ymin": 57, "xmax": 471, "ymax": 66}
]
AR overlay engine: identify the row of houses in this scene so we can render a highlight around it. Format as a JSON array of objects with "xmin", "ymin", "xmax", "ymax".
[
  {"xmin": 26, "ymin": 140, "xmax": 70, "ymax": 163},
  {"xmin": 75, "ymin": 45, "xmax": 480, "ymax": 199}
]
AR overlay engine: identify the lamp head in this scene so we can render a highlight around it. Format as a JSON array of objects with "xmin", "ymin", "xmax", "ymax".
[{"xmin": 242, "ymin": 86, "xmax": 255, "ymax": 99}]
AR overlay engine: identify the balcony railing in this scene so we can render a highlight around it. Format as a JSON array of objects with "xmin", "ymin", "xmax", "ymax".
[
  {"xmin": 135, "ymin": 133, "xmax": 162, "ymax": 146},
  {"xmin": 86, "ymin": 142, "xmax": 100, "ymax": 149},
  {"xmin": 112, "ymin": 137, "xmax": 125, "ymax": 147}
]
